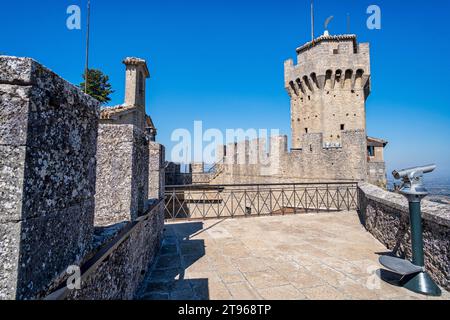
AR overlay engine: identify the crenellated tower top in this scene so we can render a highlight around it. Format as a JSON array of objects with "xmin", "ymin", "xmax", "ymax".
[{"xmin": 284, "ymin": 34, "xmax": 371, "ymax": 149}]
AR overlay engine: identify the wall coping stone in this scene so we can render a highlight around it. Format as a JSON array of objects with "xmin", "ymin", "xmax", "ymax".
[
  {"xmin": 358, "ymin": 182, "xmax": 450, "ymax": 228},
  {"xmin": 43, "ymin": 200, "xmax": 164, "ymax": 300},
  {"xmin": 0, "ymin": 56, "xmax": 99, "ymax": 111}
]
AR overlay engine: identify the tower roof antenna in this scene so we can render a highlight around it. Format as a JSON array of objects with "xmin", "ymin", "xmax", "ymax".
[
  {"xmin": 347, "ymin": 13, "xmax": 350, "ymax": 34},
  {"xmin": 324, "ymin": 16, "xmax": 334, "ymax": 36},
  {"xmin": 84, "ymin": 0, "xmax": 91, "ymax": 93},
  {"xmin": 311, "ymin": 0, "xmax": 315, "ymax": 41}
]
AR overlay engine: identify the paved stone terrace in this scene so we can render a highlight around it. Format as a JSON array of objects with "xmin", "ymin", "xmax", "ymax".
[{"xmin": 136, "ymin": 212, "xmax": 449, "ymax": 300}]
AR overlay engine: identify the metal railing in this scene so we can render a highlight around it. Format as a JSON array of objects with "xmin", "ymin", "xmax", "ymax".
[{"xmin": 164, "ymin": 182, "xmax": 358, "ymax": 220}]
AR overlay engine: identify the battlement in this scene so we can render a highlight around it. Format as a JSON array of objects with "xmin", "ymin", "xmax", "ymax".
[
  {"xmin": 285, "ymin": 34, "xmax": 371, "ymax": 150},
  {"xmin": 218, "ymin": 130, "xmax": 368, "ymax": 165},
  {"xmin": 219, "ymin": 136, "xmax": 288, "ymax": 165},
  {"xmin": 285, "ymin": 34, "xmax": 370, "ymax": 98},
  {"xmin": 200, "ymin": 130, "xmax": 369, "ymax": 184}
]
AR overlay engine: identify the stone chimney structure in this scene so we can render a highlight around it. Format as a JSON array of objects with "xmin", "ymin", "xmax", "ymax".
[
  {"xmin": 100, "ymin": 57, "xmax": 155, "ymax": 135},
  {"xmin": 123, "ymin": 57, "xmax": 150, "ymax": 109}
]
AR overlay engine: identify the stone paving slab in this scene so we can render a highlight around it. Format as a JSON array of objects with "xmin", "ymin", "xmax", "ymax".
[{"xmin": 136, "ymin": 212, "xmax": 450, "ymax": 300}]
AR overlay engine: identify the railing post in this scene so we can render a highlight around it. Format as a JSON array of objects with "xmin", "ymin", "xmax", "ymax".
[
  {"xmin": 231, "ymin": 189, "xmax": 234, "ymax": 218},
  {"xmin": 293, "ymin": 184, "xmax": 297, "ymax": 215},
  {"xmin": 356, "ymin": 183, "xmax": 360, "ymax": 211},
  {"xmin": 257, "ymin": 185, "xmax": 260, "ymax": 215},
  {"xmin": 203, "ymin": 190, "xmax": 206, "ymax": 218},
  {"xmin": 244, "ymin": 189, "xmax": 247, "ymax": 217},
  {"xmin": 347, "ymin": 185, "xmax": 350, "ymax": 210},
  {"xmin": 305, "ymin": 188, "xmax": 308, "ymax": 212},
  {"xmin": 337, "ymin": 186, "xmax": 341, "ymax": 211},
  {"xmin": 217, "ymin": 186, "xmax": 220, "ymax": 218},
  {"xmin": 326, "ymin": 184, "xmax": 330, "ymax": 211},
  {"xmin": 316, "ymin": 187, "xmax": 319, "ymax": 212},
  {"xmin": 282, "ymin": 188, "xmax": 285, "ymax": 215},
  {"xmin": 269, "ymin": 188, "xmax": 272, "ymax": 215},
  {"xmin": 172, "ymin": 189, "xmax": 175, "ymax": 220}
]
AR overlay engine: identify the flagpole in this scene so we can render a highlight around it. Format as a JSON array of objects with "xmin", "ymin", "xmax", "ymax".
[
  {"xmin": 84, "ymin": 0, "xmax": 91, "ymax": 93},
  {"xmin": 311, "ymin": 0, "xmax": 315, "ymax": 41},
  {"xmin": 347, "ymin": 13, "xmax": 350, "ymax": 34}
]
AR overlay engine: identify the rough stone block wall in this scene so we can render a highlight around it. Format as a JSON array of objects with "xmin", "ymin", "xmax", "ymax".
[
  {"xmin": 0, "ymin": 56, "xmax": 99, "ymax": 299},
  {"xmin": 210, "ymin": 131, "xmax": 367, "ymax": 185},
  {"xmin": 94, "ymin": 124, "xmax": 149, "ymax": 226},
  {"xmin": 148, "ymin": 142, "xmax": 165, "ymax": 201},
  {"xmin": 165, "ymin": 162, "xmax": 182, "ymax": 185},
  {"xmin": 59, "ymin": 202, "xmax": 164, "ymax": 300},
  {"xmin": 358, "ymin": 183, "xmax": 450, "ymax": 291},
  {"xmin": 367, "ymin": 161, "xmax": 387, "ymax": 188}
]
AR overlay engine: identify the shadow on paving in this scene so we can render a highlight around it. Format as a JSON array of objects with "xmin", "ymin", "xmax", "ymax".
[{"xmin": 136, "ymin": 222, "xmax": 209, "ymax": 300}]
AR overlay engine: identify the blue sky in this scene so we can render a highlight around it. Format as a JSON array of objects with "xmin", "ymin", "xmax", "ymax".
[{"xmin": 2, "ymin": 0, "xmax": 450, "ymax": 178}]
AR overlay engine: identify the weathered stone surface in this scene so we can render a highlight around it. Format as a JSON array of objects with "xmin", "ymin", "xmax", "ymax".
[
  {"xmin": 15, "ymin": 200, "xmax": 95, "ymax": 299},
  {"xmin": 203, "ymin": 131, "xmax": 368, "ymax": 185},
  {"xmin": 148, "ymin": 142, "xmax": 165, "ymax": 201},
  {"xmin": 0, "ymin": 58, "xmax": 99, "ymax": 223},
  {"xmin": 0, "ymin": 85, "xmax": 31, "ymax": 146},
  {"xmin": 0, "ymin": 56, "xmax": 99, "ymax": 299},
  {"xmin": 0, "ymin": 221, "xmax": 20, "ymax": 300},
  {"xmin": 132, "ymin": 128, "xmax": 150, "ymax": 215},
  {"xmin": 0, "ymin": 146, "xmax": 26, "ymax": 222},
  {"xmin": 358, "ymin": 183, "xmax": 450, "ymax": 290},
  {"xmin": 359, "ymin": 182, "xmax": 450, "ymax": 228},
  {"xmin": 367, "ymin": 161, "xmax": 387, "ymax": 189},
  {"xmin": 64, "ymin": 204, "xmax": 164, "ymax": 300},
  {"xmin": 0, "ymin": 56, "xmax": 35, "ymax": 85},
  {"xmin": 94, "ymin": 124, "xmax": 149, "ymax": 226}
]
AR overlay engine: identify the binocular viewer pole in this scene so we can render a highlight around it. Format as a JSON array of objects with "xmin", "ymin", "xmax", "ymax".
[{"xmin": 379, "ymin": 165, "xmax": 441, "ymax": 296}]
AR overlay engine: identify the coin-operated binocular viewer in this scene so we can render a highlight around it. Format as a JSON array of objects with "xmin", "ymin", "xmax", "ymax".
[{"xmin": 379, "ymin": 164, "xmax": 441, "ymax": 296}]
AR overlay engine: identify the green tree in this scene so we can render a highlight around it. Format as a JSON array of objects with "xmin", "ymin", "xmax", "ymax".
[{"xmin": 80, "ymin": 69, "xmax": 114, "ymax": 104}]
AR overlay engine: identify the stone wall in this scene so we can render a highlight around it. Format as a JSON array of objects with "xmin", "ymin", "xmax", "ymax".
[
  {"xmin": 210, "ymin": 131, "xmax": 367, "ymax": 185},
  {"xmin": 367, "ymin": 161, "xmax": 387, "ymax": 188},
  {"xmin": 94, "ymin": 124, "xmax": 149, "ymax": 226},
  {"xmin": 148, "ymin": 142, "xmax": 165, "ymax": 201},
  {"xmin": 45, "ymin": 201, "xmax": 165, "ymax": 300},
  {"xmin": 0, "ymin": 56, "xmax": 99, "ymax": 299},
  {"xmin": 357, "ymin": 183, "xmax": 450, "ymax": 291}
]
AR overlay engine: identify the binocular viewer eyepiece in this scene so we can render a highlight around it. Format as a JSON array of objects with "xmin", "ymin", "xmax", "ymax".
[
  {"xmin": 392, "ymin": 164, "xmax": 436, "ymax": 201},
  {"xmin": 392, "ymin": 164, "xmax": 436, "ymax": 181}
]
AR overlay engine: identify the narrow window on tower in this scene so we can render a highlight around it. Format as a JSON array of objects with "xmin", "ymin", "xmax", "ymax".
[
  {"xmin": 305, "ymin": 128, "xmax": 308, "ymax": 134},
  {"xmin": 340, "ymin": 124, "xmax": 345, "ymax": 131},
  {"xmin": 368, "ymin": 146, "xmax": 375, "ymax": 157},
  {"xmin": 138, "ymin": 72, "xmax": 144, "ymax": 97}
]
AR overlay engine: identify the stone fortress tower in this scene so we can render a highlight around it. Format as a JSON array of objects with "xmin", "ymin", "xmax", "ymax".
[
  {"xmin": 285, "ymin": 34, "xmax": 370, "ymax": 149},
  {"xmin": 167, "ymin": 33, "xmax": 388, "ymax": 188}
]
